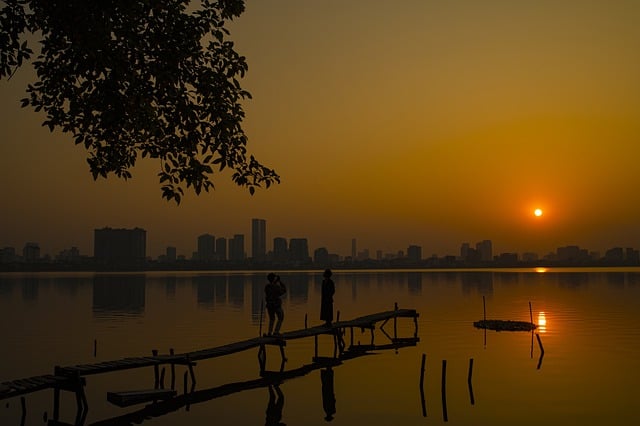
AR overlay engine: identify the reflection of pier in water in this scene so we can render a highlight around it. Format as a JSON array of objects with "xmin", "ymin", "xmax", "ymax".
[{"xmin": 0, "ymin": 306, "xmax": 419, "ymax": 425}]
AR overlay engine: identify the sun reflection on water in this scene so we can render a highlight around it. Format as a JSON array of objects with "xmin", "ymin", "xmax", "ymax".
[{"xmin": 538, "ymin": 311, "xmax": 547, "ymax": 333}]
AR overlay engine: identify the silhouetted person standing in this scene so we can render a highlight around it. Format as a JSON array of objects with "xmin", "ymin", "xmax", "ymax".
[
  {"xmin": 265, "ymin": 273, "xmax": 286, "ymax": 336},
  {"xmin": 321, "ymin": 367, "xmax": 336, "ymax": 421},
  {"xmin": 321, "ymin": 269, "xmax": 335, "ymax": 326},
  {"xmin": 265, "ymin": 384, "xmax": 286, "ymax": 426}
]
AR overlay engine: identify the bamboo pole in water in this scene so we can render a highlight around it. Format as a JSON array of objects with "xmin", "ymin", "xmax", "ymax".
[
  {"xmin": 468, "ymin": 358, "xmax": 475, "ymax": 405},
  {"xmin": 441, "ymin": 359, "xmax": 448, "ymax": 422},
  {"xmin": 419, "ymin": 354, "xmax": 427, "ymax": 417}
]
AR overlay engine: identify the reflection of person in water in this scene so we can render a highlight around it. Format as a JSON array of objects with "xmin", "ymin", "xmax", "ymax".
[
  {"xmin": 321, "ymin": 367, "xmax": 336, "ymax": 421},
  {"xmin": 265, "ymin": 384, "xmax": 286, "ymax": 426}
]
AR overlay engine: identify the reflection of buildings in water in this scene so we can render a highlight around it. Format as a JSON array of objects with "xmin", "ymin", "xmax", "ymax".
[
  {"xmin": 228, "ymin": 275, "xmax": 244, "ymax": 307},
  {"xmin": 627, "ymin": 272, "xmax": 640, "ymax": 286},
  {"xmin": 604, "ymin": 272, "xmax": 625, "ymax": 287},
  {"xmin": 407, "ymin": 272, "xmax": 422, "ymax": 295},
  {"xmin": 195, "ymin": 275, "xmax": 227, "ymax": 308},
  {"xmin": 164, "ymin": 276, "xmax": 177, "ymax": 299},
  {"xmin": 53, "ymin": 277, "xmax": 82, "ymax": 297},
  {"xmin": 497, "ymin": 272, "xmax": 519, "ymax": 285},
  {"xmin": 251, "ymin": 274, "xmax": 265, "ymax": 323},
  {"xmin": 557, "ymin": 273, "xmax": 589, "ymax": 288},
  {"xmin": 460, "ymin": 272, "xmax": 494, "ymax": 295},
  {"xmin": 287, "ymin": 274, "xmax": 309, "ymax": 305},
  {"xmin": 0, "ymin": 277, "xmax": 14, "ymax": 299},
  {"xmin": 21, "ymin": 276, "xmax": 39, "ymax": 302},
  {"xmin": 92, "ymin": 275, "xmax": 145, "ymax": 316}
]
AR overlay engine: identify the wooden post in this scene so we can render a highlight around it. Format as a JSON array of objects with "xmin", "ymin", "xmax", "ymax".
[
  {"xmin": 152, "ymin": 349, "xmax": 159, "ymax": 389},
  {"xmin": 186, "ymin": 353, "xmax": 196, "ymax": 387},
  {"xmin": 170, "ymin": 348, "xmax": 176, "ymax": 390},
  {"xmin": 536, "ymin": 333, "xmax": 545, "ymax": 354},
  {"xmin": 314, "ymin": 335, "xmax": 319, "ymax": 359},
  {"xmin": 467, "ymin": 358, "xmax": 475, "ymax": 405},
  {"xmin": 350, "ymin": 327, "xmax": 354, "ymax": 347},
  {"xmin": 53, "ymin": 386, "xmax": 60, "ymax": 421},
  {"xmin": 483, "ymin": 296, "xmax": 487, "ymax": 348},
  {"xmin": 183, "ymin": 371, "xmax": 188, "ymax": 395},
  {"xmin": 336, "ymin": 310, "xmax": 340, "ymax": 322},
  {"xmin": 419, "ymin": 354, "xmax": 426, "ymax": 389},
  {"xmin": 160, "ymin": 367, "xmax": 166, "ymax": 389},
  {"xmin": 419, "ymin": 354, "xmax": 427, "ymax": 418},
  {"xmin": 304, "ymin": 313, "xmax": 308, "ymax": 329},
  {"xmin": 529, "ymin": 301, "xmax": 533, "ymax": 325},
  {"xmin": 483, "ymin": 296, "xmax": 486, "ymax": 321},
  {"xmin": 20, "ymin": 396, "xmax": 26, "ymax": 424},
  {"xmin": 441, "ymin": 360, "xmax": 448, "ymax": 422}
]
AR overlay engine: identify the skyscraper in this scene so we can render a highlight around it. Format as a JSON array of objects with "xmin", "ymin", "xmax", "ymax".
[
  {"xmin": 273, "ymin": 237, "xmax": 288, "ymax": 262},
  {"xmin": 197, "ymin": 233, "xmax": 215, "ymax": 261},
  {"xmin": 229, "ymin": 234, "xmax": 245, "ymax": 261},
  {"xmin": 251, "ymin": 218, "xmax": 266, "ymax": 261},
  {"xmin": 476, "ymin": 240, "xmax": 493, "ymax": 262},
  {"xmin": 94, "ymin": 227, "xmax": 146, "ymax": 265},
  {"xmin": 215, "ymin": 237, "xmax": 227, "ymax": 261}
]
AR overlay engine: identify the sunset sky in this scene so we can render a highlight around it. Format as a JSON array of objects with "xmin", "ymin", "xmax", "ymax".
[{"xmin": 2, "ymin": 0, "xmax": 640, "ymax": 259}]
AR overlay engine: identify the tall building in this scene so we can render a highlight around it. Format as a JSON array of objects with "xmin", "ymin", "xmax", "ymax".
[
  {"xmin": 197, "ymin": 233, "xmax": 215, "ymax": 261},
  {"xmin": 251, "ymin": 218, "xmax": 267, "ymax": 261},
  {"xmin": 228, "ymin": 234, "xmax": 245, "ymax": 261},
  {"xmin": 215, "ymin": 237, "xmax": 227, "ymax": 261},
  {"xmin": 289, "ymin": 238, "xmax": 310, "ymax": 262},
  {"xmin": 476, "ymin": 240, "xmax": 493, "ymax": 262},
  {"xmin": 407, "ymin": 245, "xmax": 422, "ymax": 262},
  {"xmin": 273, "ymin": 237, "xmax": 288, "ymax": 262},
  {"xmin": 166, "ymin": 246, "xmax": 177, "ymax": 262},
  {"xmin": 23, "ymin": 242, "xmax": 40, "ymax": 262},
  {"xmin": 94, "ymin": 227, "xmax": 146, "ymax": 265}
]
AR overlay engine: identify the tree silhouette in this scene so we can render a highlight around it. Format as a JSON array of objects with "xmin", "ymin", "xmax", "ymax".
[{"xmin": 0, "ymin": 0, "xmax": 279, "ymax": 203}]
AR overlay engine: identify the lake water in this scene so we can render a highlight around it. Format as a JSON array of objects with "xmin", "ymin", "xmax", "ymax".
[{"xmin": 1, "ymin": 268, "xmax": 640, "ymax": 425}]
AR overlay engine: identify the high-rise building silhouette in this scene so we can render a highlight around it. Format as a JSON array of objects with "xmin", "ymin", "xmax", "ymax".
[
  {"xmin": 251, "ymin": 218, "xmax": 266, "ymax": 261},
  {"xmin": 197, "ymin": 233, "xmax": 215, "ymax": 261},
  {"xmin": 94, "ymin": 227, "xmax": 146, "ymax": 265},
  {"xmin": 229, "ymin": 234, "xmax": 245, "ymax": 261},
  {"xmin": 407, "ymin": 245, "xmax": 422, "ymax": 261},
  {"xmin": 23, "ymin": 242, "xmax": 40, "ymax": 262},
  {"xmin": 216, "ymin": 237, "xmax": 227, "ymax": 261},
  {"xmin": 289, "ymin": 238, "xmax": 310, "ymax": 262},
  {"xmin": 273, "ymin": 237, "xmax": 288, "ymax": 262},
  {"xmin": 166, "ymin": 246, "xmax": 177, "ymax": 262},
  {"xmin": 476, "ymin": 240, "xmax": 493, "ymax": 262}
]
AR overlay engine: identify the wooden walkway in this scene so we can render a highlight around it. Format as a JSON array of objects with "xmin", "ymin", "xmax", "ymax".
[{"xmin": 1, "ymin": 307, "xmax": 419, "ymax": 424}]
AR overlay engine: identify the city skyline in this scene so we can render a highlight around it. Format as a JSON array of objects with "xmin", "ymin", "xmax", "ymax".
[
  {"xmin": 3, "ymin": 2, "xmax": 640, "ymax": 260},
  {"xmin": 2, "ymin": 217, "xmax": 639, "ymax": 264}
]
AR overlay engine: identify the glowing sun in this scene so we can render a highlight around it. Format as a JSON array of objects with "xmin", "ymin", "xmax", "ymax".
[{"xmin": 534, "ymin": 208, "xmax": 543, "ymax": 217}]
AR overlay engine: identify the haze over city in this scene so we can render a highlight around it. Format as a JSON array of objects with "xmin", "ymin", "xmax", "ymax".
[{"xmin": 2, "ymin": 0, "xmax": 640, "ymax": 258}]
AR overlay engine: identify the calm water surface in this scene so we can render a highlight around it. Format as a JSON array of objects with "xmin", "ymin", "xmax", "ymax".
[{"xmin": 1, "ymin": 268, "xmax": 640, "ymax": 425}]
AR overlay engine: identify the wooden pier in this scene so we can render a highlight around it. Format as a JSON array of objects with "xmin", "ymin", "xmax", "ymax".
[{"xmin": 1, "ymin": 306, "xmax": 419, "ymax": 424}]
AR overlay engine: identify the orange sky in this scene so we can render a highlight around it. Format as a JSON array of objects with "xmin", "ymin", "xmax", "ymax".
[{"xmin": 2, "ymin": 0, "xmax": 640, "ymax": 259}]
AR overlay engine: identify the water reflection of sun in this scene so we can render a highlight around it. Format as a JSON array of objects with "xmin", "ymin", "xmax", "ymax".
[{"xmin": 537, "ymin": 311, "xmax": 547, "ymax": 333}]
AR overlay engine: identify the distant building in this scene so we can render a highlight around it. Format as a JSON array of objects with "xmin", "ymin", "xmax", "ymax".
[
  {"xmin": 197, "ymin": 234, "xmax": 215, "ymax": 261},
  {"xmin": 228, "ymin": 234, "xmax": 245, "ymax": 261},
  {"xmin": 407, "ymin": 245, "xmax": 422, "ymax": 262},
  {"xmin": 23, "ymin": 242, "xmax": 40, "ymax": 263},
  {"xmin": 0, "ymin": 247, "xmax": 17, "ymax": 263},
  {"xmin": 94, "ymin": 227, "xmax": 146, "ymax": 265},
  {"xmin": 166, "ymin": 246, "xmax": 177, "ymax": 262},
  {"xmin": 476, "ymin": 240, "xmax": 492, "ymax": 262},
  {"xmin": 314, "ymin": 247, "xmax": 329, "ymax": 266},
  {"xmin": 273, "ymin": 237, "xmax": 288, "ymax": 262},
  {"xmin": 251, "ymin": 218, "xmax": 267, "ymax": 261},
  {"xmin": 521, "ymin": 252, "xmax": 539, "ymax": 263},
  {"xmin": 215, "ymin": 237, "xmax": 227, "ymax": 261},
  {"xmin": 289, "ymin": 238, "xmax": 310, "ymax": 262}
]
